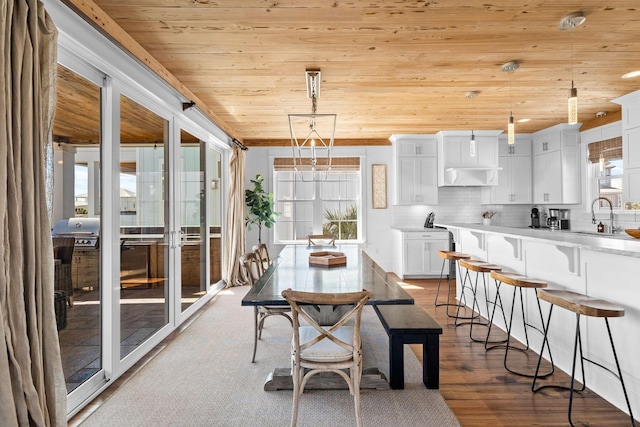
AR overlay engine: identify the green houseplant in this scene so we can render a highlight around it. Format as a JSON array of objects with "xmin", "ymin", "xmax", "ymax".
[{"xmin": 245, "ymin": 174, "xmax": 279, "ymax": 244}]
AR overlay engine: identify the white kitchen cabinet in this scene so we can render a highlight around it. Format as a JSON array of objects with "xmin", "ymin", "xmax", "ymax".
[
  {"xmin": 392, "ymin": 229, "xmax": 450, "ymax": 278},
  {"xmin": 614, "ymin": 89, "xmax": 640, "ymax": 203},
  {"xmin": 436, "ymin": 130, "xmax": 502, "ymax": 186},
  {"xmin": 391, "ymin": 135, "xmax": 438, "ymax": 205},
  {"xmin": 482, "ymin": 136, "xmax": 532, "ymax": 204},
  {"xmin": 531, "ymin": 123, "xmax": 580, "ymax": 204}
]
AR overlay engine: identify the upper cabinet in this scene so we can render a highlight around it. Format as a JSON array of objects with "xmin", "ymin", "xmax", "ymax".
[
  {"xmin": 613, "ymin": 90, "xmax": 640, "ymax": 203},
  {"xmin": 531, "ymin": 123, "xmax": 581, "ymax": 204},
  {"xmin": 391, "ymin": 135, "xmax": 438, "ymax": 205},
  {"xmin": 481, "ymin": 135, "xmax": 532, "ymax": 204},
  {"xmin": 437, "ymin": 130, "xmax": 502, "ymax": 186}
]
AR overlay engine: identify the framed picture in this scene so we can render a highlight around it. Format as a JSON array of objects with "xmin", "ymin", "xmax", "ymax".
[{"xmin": 372, "ymin": 164, "xmax": 387, "ymax": 209}]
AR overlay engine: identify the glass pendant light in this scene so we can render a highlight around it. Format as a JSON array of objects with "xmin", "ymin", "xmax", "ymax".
[
  {"xmin": 502, "ymin": 61, "xmax": 519, "ymax": 145},
  {"xmin": 469, "ymin": 131, "xmax": 476, "ymax": 157},
  {"xmin": 568, "ymin": 81, "xmax": 578, "ymax": 124},
  {"xmin": 508, "ymin": 113, "xmax": 515, "ymax": 145},
  {"xmin": 560, "ymin": 12, "xmax": 585, "ymax": 125}
]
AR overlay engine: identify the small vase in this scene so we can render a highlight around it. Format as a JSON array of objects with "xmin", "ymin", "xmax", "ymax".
[{"xmin": 483, "ymin": 218, "xmax": 491, "ymax": 226}]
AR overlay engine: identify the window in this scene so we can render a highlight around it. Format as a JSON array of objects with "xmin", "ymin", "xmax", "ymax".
[
  {"xmin": 588, "ymin": 137, "xmax": 623, "ymax": 208},
  {"xmin": 273, "ymin": 158, "xmax": 362, "ymax": 243}
]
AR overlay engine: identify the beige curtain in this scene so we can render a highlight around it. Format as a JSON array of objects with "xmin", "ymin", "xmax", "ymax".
[
  {"xmin": 0, "ymin": 1, "xmax": 66, "ymax": 426},
  {"xmin": 223, "ymin": 144, "xmax": 247, "ymax": 287}
]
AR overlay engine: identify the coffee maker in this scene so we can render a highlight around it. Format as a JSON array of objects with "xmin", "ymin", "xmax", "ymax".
[
  {"xmin": 530, "ymin": 207, "xmax": 541, "ymax": 228},
  {"xmin": 548, "ymin": 208, "xmax": 571, "ymax": 230}
]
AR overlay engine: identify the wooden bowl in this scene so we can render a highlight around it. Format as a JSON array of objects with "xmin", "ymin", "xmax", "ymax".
[{"xmin": 624, "ymin": 229, "xmax": 640, "ymax": 238}]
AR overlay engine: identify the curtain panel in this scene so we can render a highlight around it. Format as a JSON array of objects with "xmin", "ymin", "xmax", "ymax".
[
  {"xmin": 0, "ymin": 1, "xmax": 66, "ymax": 425},
  {"xmin": 223, "ymin": 144, "xmax": 246, "ymax": 287}
]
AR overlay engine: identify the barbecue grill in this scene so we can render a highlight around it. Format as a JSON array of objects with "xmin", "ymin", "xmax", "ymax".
[{"xmin": 51, "ymin": 218, "xmax": 100, "ymax": 250}]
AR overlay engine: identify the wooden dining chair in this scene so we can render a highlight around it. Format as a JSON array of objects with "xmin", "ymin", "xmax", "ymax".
[
  {"xmin": 252, "ymin": 243, "xmax": 271, "ymax": 272},
  {"xmin": 281, "ymin": 288, "xmax": 372, "ymax": 427},
  {"xmin": 239, "ymin": 252, "xmax": 292, "ymax": 363},
  {"xmin": 307, "ymin": 234, "xmax": 336, "ymax": 247}
]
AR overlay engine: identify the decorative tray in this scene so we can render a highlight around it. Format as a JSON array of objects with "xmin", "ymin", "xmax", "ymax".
[{"xmin": 309, "ymin": 251, "xmax": 347, "ymax": 267}]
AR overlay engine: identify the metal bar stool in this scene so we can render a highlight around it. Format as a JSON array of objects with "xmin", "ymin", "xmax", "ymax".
[
  {"xmin": 456, "ymin": 260, "xmax": 503, "ymax": 343},
  {"xmin": 434, "ymin": 250, "xmax": 471, "ymax": 313},
  {"xmin": 532, "ymin": 289, "xmax": 635, "ymax": 427},
  {"xmin": 488, "ymin": 271, "xmax": 554, "ymax": 378}
]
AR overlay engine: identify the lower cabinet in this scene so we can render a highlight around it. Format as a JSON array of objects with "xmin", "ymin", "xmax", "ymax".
[{"xmin": 393, "ymin": 229, "xmax": 450, "ymax": 278}]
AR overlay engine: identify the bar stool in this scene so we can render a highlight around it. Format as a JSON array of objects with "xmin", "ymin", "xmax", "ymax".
[
  {"xmin": 456, "ymin": 259, "xmax": 503, "ymax": 343},
  {"xmin": 532, "ymin": 289, "xmax": 635, "ymax": 427},
  {"xmin": 488, "ymin": 271, "xmax": 554, "ymax": 378},
  {"xmin": 434, "ymin": 250, "xmax": 471, "ymax": 313}
]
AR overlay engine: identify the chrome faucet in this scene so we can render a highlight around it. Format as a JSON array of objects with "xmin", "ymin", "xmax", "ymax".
[{"xmin": 591, "ymin": 197, "xmax": 617, "ymax": 233}]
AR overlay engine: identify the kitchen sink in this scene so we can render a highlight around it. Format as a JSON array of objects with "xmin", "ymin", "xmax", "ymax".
[{"xmin": 570, "ymin": 231, "xmax": 631, "ymax": 239}]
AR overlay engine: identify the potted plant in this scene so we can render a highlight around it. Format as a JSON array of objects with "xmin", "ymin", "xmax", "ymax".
[
  {"xmin": 245, "ymin": 174, "xmax": 279, "ymax": 244},
  {"xmin": 482, "ymin": 211, "xmax": 495, "ymax": 226}
]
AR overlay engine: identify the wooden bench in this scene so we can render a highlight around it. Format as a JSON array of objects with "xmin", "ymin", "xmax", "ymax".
[{"xmin": 374, "ymin": 304, "xmax": 442, "ymax": 390}]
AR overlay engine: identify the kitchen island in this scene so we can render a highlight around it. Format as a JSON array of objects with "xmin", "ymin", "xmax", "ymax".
[{"xmin": 437, "ymin": 223, "xmax": 640, "ymax": 419}]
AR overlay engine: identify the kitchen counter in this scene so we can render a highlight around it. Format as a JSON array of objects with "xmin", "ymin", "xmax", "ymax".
[
  {"xmin": 392, "ymin": 227, "xmax": 449, "ymax": 233},
  {"xmin": 436, "ymin": 223, "xmax": 640, "ymax": 258}
]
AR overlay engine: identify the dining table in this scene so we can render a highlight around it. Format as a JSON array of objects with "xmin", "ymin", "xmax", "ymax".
[{"xmin": 241, "ymin": 244, "xmax": 415, "ymax": 390}]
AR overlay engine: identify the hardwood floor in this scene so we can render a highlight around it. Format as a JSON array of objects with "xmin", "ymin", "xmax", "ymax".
[{"xmin": 400, "ymin": 275, "xmax": 636, "ymax": 427}]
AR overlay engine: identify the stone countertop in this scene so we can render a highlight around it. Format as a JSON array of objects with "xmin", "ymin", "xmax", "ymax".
[
  {"xmin": 391, "ymin": 227, "xmax": 450, "ymax": 233},
  {"xmin": 436, "ymin": 222, "xmax": 640, "ymax": 258}
]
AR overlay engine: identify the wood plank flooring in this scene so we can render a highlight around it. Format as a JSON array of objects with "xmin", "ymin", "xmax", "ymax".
[{"xmin": 399, "ymin": 275, "xmax": 636, "ymax": 427}]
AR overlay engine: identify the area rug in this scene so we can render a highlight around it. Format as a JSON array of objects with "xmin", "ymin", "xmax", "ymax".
[{"xmin": 79, "ymin": 286, "xmax": 460, "ymax": 427}]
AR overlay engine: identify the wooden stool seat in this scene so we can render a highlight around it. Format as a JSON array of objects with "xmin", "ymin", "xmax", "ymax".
[
  {"xmin": 533, "ymin": 289, "xmax": 634, "ymax": 426},
  {"xmin": 490, "ymin": 271, "xmax": 547, "ymax": 289},
  {"xmin": 459, "ymin": 259, "xmax": 502, "ymax": 274},
  {"xmin": 437, "ymin": 250, "xmax": 471, "ymax": 261},
  {"xmin": 537, "ymin": 289, "xmax": 625, "ymax": 318}
]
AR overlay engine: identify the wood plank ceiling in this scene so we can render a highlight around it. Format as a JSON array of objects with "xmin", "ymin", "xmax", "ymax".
[{"xmin": 61, "ymin": 0, "xmax": 640, "ymax": 146}]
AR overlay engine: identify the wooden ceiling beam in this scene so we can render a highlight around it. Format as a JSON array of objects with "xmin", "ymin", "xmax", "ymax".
[{"xmin": 244, "ymin": 138, "xmax": 391, "ymax": 147}]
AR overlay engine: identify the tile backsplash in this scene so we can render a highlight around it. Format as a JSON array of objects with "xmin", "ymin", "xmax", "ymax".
[
  {"xmin": 392, "ymin": 187, "xmax": 640, "ymax": 232},
  {"xmin": 392, "ymin": 187, "xmax": 531, "ymax": 228}
]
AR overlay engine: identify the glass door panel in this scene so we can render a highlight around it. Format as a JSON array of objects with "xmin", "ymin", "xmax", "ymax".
[
  {"xmin": 179, "ymin": 130, "xmax": 205, "ymax": 312},
  {"xmin": 52, "ymin": 64, "xmax": 102, "ymax": 393},
  {"xmin": 119, "ymin": 95, "xmax": 169, "ymax": 359},
  {"xmin": 207, "ymin": 144, "xmax": 223, "ymax": 288}
]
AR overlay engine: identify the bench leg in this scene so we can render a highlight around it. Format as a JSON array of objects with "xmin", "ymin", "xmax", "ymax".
[
  {"xmin": 388, "ymin": 335, "xmax": 405, "ymax": 389},
  {"xmin": 423, "ymin": 334, "xmax": 440, "ymax": 389}
]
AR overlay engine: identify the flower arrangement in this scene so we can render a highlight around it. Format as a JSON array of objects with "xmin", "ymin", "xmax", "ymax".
[{"xmin": 482, "ymin": 211, "xmax": 495, "ymax": 219}]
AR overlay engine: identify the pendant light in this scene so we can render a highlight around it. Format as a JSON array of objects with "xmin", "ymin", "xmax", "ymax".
[
  {"xmin": 596, "ymin": 111, "xmax": 607, "ymax": 175},
  {"xmin": 560, "ymin": 12, "xmax": 586, "ymax": 125},
  {"xmin": 502, "ymin": 61, "xmax": 519, "ymax": 145},
  {"xmin": 469, "ymin": 131, "xmax": 476, "ymax": 157}
]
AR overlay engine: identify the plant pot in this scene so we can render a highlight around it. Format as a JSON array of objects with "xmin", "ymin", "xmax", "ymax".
[{"xmin": 483, "ymin": 218, "xmax": 491, "ymax": 226}]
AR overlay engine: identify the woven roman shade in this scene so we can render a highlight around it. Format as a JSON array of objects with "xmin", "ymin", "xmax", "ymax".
[{"xmin": 274, "ymin": 157, "xmax": 360, "ymax": 171}]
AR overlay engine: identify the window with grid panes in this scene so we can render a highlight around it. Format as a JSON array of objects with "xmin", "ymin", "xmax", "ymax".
[{"xmin": 273, "ymin": 158, "xmax": 361, "ymax": 243}]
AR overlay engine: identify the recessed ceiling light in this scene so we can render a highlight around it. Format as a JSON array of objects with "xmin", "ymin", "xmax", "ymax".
[
  {"xmin": 517, "ymin": 118, "xmax": 531, "ymax": 123},
  {"xmin": 559, "ymin": 12, "xmax": 586, "ymax": 30},
  {"xmin": 622, "ymin": 70, "xmax": 640, "ymax": 79}
]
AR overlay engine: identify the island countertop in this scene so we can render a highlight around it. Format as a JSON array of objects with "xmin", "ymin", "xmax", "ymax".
[{"xmin": 435, "ymin": 222, "xmax": 640, "ymax": 258}]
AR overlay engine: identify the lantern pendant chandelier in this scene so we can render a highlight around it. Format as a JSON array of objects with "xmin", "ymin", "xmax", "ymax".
[
  {"xmin": 502, "ymin": 60, "xmax": 519, "ymax": 145},
  {"xmin": 289, "ymin": 69, "xmax": 336, "ymax": 182},
  {"xmin": 560, "ymin": 11, "xmax": 586, "ymax": 125}
]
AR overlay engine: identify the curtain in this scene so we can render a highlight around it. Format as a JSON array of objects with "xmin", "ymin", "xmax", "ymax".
[
  {"xmin": 0, "ymin": 1, "xmax": 66, "ymax": 426},
  {"xmin": 223, "ymin": 144, "xmax": 246, "ymax": 287}
]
